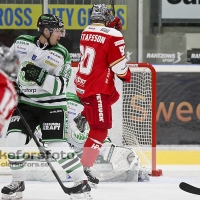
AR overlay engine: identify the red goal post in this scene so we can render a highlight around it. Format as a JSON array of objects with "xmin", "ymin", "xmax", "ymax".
[{"xmin": 125, "ymin": 62, "xmax": 161, "ymax": 176}]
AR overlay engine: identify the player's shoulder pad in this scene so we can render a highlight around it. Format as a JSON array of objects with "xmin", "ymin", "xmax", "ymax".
[
  {"xmin": 84, "ymin": 25, "xmax": 123, "ymax": 38},
  {"xmin": 66, "ymin": 92, "xmax": 81, "ymax": 103},
  {"xmin": 99, "ymin": 27, "xmax": 123, "ymax": 37},
  {"xmin": 104, "ymin": 27, "xmax": 123, "ymax": 37},
  {"xmin": 50, "ymin": 43, "xmax": 69, "ymax": 60},
  {"xmin": 14, "ymin": 35, "xmax": 35, "ymax": 44}
]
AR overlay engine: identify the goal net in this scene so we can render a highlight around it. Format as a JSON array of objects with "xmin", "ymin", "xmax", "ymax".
[{"xmin": 108, "ymin": 62, "xmax": 161, "ymax": 176}]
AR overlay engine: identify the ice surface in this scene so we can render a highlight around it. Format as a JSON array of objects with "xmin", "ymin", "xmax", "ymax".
[{"xmin": 1, "ymin": 165, "xmax": 200, "ymax": 200}]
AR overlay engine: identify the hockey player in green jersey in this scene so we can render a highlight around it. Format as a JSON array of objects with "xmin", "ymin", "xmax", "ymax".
[{"xmin": 1, "ymin": 14, "xmax": 92, "ymax": 200}]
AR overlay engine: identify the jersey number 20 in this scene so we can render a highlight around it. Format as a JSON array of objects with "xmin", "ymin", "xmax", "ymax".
[{"xmin": 79, "ymin": 45, "xmax": 95, "ymax": 75}]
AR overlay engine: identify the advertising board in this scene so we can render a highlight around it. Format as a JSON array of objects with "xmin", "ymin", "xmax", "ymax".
[
  {"xmin": 0, "ymin": 4, "xmax": 127, "ymax": 30},
  {"xmin": 162, "ymin": 0, "xmax": 200, "ymax": 19},
  {"xmin": 157, "ymin": 71, "xmax": 200, "ymax": 144}
]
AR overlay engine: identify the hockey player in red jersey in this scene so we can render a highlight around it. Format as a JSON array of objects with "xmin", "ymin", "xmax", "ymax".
[
  {"xmin": 0, "ymin": 44, "xmax": 18, "ymax": 135},
  {"xmin": 74, "ymin": 4, "xmax": 131, "ymax": 184}
]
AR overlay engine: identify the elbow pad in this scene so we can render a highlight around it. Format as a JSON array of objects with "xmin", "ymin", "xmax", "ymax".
[{"xmin": 117, "ymin": 68, "xmax": 131, "ymax": 82}]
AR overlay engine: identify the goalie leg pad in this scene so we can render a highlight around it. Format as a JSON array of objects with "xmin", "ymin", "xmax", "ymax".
[{"xmin": 103, "ymin": 144, "xmax": 139, "ymax": 171}]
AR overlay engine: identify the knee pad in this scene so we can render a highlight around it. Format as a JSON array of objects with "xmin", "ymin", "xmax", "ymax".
[
  {"xmin": 6, "ymin": 132, "xmax": 27, "ymax": 147},
  {"xmin": 48, "ymin": 141, "xmax": 70, "ymax": 149},
  {"xmin": 48, "ymin": 142, "xmax": 74, "ymax": 159},
  {"xmin": 88, "ymin": 129, "xmax": 108, "ymax": 143},
  {"xmin": 81, "ymin": 129, "xmax": 107, "ymax": 167}
]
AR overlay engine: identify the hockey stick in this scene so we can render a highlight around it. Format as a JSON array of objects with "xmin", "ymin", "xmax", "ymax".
[
  {"xmin": 16, "ymin": 107, "xmax": 82, "ymax": 195},
  {"xmin": 179, "ymin": 182, "xmax": 200, "ymax": 195},
  {"xmin": 110, "ymin": 0, "xmax": 115, "ymax": 16}
]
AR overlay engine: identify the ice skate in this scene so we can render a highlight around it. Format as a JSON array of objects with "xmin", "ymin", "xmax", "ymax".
[
  {"xmin": 84, "ymin": 167, "xmax": 99, "ymax": 188},
  {"xmin": 1, "ymin": 181, "xmax": 25, "ymax": 200},
  {"xmin": 70, "ymin": 180, "xmax": 92, "ymax": 200}
]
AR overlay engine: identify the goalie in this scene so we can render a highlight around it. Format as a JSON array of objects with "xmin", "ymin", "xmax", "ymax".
[{"xmin": 25, "ymin": 92, "xmax": 149, "ymax": 184}]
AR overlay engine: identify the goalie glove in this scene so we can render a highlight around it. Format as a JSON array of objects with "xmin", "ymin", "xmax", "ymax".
[
  {"xmin": 22, "ymin": 64, "xmax": 48, "ymax": 86},
  {"xmin": 73, "ymin": 113, "xmax": 87, "ymax": 133},
  {"xmin": 107, "ymin": 17, "xmax": 122, "ymax": 31}
]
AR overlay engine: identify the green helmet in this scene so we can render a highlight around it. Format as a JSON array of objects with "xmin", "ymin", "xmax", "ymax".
[{"xmin": 37, "ymin": 14, "xmax": 65, "ymax": 35}]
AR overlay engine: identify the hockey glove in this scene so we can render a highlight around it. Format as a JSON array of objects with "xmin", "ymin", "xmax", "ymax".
[
  {"xmin": 107, "ymin": 17, "xmax": 122, "ymax": 31},
  {"xmin": 22, "ymin": 64, "xmax": 48, "ymax": 86}
]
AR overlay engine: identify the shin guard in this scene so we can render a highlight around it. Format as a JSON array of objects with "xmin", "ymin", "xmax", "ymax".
[{"xmin": 81, "ymin": 129, "xmax": 107, "ymax": 167}]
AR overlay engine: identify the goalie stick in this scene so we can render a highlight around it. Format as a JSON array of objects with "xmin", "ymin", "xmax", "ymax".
[
  {"xmin": 179, "ymin": 182, "xmax": 200, "ymax": 195},
  {"xmin": 16, "ymin": 107, "xmax": 82, "ymax": 195}
]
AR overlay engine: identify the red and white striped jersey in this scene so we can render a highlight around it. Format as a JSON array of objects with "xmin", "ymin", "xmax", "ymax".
[
  {"xmin": 0, "ymin": 70, "xmax": 17, "ymax": 133},
  {"xmin": 74, "ymin": 24, "xmax": 131, "ymax": 98}
]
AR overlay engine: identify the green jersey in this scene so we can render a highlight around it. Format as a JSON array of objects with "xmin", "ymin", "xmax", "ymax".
[{"xmin": 11, "ymin": 35, "xmax": 72, "ymax": 110}]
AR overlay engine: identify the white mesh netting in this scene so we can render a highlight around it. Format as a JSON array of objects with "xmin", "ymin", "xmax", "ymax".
[{"xmin": 108, "ymin": 63, "xmax": 156, "ymax": 172}]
